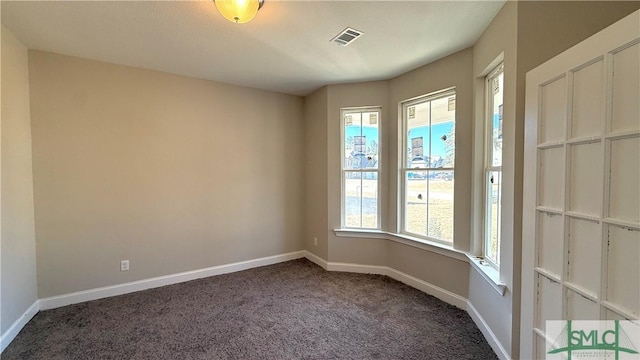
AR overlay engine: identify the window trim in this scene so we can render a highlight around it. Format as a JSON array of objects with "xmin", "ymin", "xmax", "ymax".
[
  {"xmin": 482, "ymin": 63, "xmax": 504, "ymax": 268},
  {"xmin": 340, "ymin": 106, "xmax": 382, "ymax": 230},
  {"xmin": 399, "ymin": 87, "xmax": 456, "ymax": 245}
]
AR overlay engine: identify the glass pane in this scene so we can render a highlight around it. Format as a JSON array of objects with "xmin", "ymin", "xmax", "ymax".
[
  {"xmin": 486, "ymin": 171, "xmax": 502, "ymax": 264},
  {"xmin": 407, "ymin": 102, "xmax": 430, "ymax": 168},
  {"xmin": 344, "ymin": 172, "xmax": 362, "ymax": 228},
  {"xmin": 406, "ymin": 94, "xmax": 455, "ymax": 169},
  {"xmin": 403, "ymin": 92, "xmax": 455, "ymax": 241},
  {"xmin": 431, "ymin": 95, "xmax": 456, "ymax": 168},
  {"xmin": 344, "ymin": 110, "xmax": 379, "ymax": 170},
  {"xmin": 427, "ymin": 170, "xmax": 454, "ymax": 242},
  {"xmin": 405, "ymin": 171, "xmax": 428, "ymax": 236},
  {"xmin": 490, "ymin": 70, "xmax": 504, "ymax": 167},
  {"xmin": 344, "ymin": 171, "xmax": 378, "ymax": 229},
  {"xmin": 361, "ymin": 172, "xmax": 378, "ymax": 229},
  {"xmin": 362, "ymin": 111, "xmax": 379, "ymax": 170}
]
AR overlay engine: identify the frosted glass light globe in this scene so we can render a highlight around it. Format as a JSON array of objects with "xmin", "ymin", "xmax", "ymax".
[{"xmin": 214, "ymin": 0, "xmax": 261, "ymax": 24}]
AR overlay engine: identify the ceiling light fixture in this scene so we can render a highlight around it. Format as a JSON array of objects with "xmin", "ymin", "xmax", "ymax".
[{"xmin": 214, "ymin": 0, "xmax": 264, "ymax": 24}]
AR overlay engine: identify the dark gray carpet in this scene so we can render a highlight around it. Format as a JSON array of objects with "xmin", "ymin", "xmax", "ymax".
[{"xmin": 3, "ymin": 259, "xmax": 497, "ymax": 360}]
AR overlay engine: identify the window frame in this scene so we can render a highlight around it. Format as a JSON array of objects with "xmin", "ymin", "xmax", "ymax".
[
  {"xmin": 340, "ymin": 106, "xmax": 382, "ymax": 230},
  {"xmin": 399, "ymin": 88, "xmax": 456, "ymax": 245},
  {"xmin": 483, "ymin": 63, "xmax": 504, "ymax": 268}
]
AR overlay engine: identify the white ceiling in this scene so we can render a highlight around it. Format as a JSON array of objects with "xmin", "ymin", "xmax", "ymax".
[{"xmin": 1, "ymin": 1, "xmax": 505, "ymax": 96}]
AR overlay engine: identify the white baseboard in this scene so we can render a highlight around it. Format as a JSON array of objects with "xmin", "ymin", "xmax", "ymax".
[
  {"xmin": 0, "ymin": 300, "xmax": 40, "ymax": 353},
  {"xmin": 303, "ymin": 250, "xmax": 328, "ymax": 269},
  {"xmin": 324, "ymin": 260, "xmax": 509, "ymax": 358},
  {"xmin": 467, "ymin": 301, "xmax": 511, "ymax": 360},
  {"xmin": 386, "ymin": 268, "xmax": 468, "ymax": 310},
  {"xmin": 39, "ymin": 250, "xmax": 306, "ymax": 310},
  {"xmin": 326, "ymin": 262, "xmax": 387, "ymax": 275},
  {"xmin": 4, "ymin": 251, "xmax": 501, "ymax": 360},
  {"xmin": 321, "ymin": 260, "xmax": 467, "ymax": 310}
]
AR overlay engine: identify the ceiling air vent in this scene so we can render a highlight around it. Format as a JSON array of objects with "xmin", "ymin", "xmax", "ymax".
[{"xmin": 331, "ymin": 27, "xmax": 364, "ymax": 46}]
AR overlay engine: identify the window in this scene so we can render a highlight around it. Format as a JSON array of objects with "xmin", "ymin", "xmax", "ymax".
[
  {"xmin": 341, "ymin": 107, "xmax": 381, "ymax": 229},
  {"xmin": 401, "ymin": 89, "xmax": 455, "ymax": 243},
  {"xmin": 484, "ymin": 64, "xmax": 503, "ymax": 266}
]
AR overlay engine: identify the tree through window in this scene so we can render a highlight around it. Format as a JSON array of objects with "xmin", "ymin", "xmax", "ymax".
[
  {"xmin": 341, "ymin": 107, "xmax": 381, "ymax": 229},
  {"xmin": 401, "ymin": 89, "xmax": 456, "ymax": 243}
]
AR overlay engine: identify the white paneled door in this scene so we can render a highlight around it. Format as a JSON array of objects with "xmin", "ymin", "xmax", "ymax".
[{"xmin": 521, "ymin": 10, "xmax": 640, "ymax": 360}]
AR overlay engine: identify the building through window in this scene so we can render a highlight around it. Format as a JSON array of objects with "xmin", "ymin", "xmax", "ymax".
[
  {"xmin": 401, "ymin": 89, "xmax": 456, "ymax": 243},
  {"xmin": 341, "ymin": 107, "xmax": 381, "ymax": 229}
]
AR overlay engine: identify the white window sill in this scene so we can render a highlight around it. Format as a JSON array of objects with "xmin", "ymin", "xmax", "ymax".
[
  {"xmin": 333, "ymin": 229, "xmax": 468, "ymax": 262},
  {"xmin": 467, "ymin": 254, "xmax": 506, "ymax": 296}
]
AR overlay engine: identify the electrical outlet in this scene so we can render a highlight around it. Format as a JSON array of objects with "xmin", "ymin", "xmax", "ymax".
[
  {"xmin": 120, "ymin": 260, "xmax": 129, "ymax": 272},
  {"xmin": 314, "ymin": 237, "xmax": 318, "ymax": 246}
]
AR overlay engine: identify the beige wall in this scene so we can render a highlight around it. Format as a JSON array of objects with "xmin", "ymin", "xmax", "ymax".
[
  {"xmin": 311, "ymin": 52, "xmax": 474, "ymax": 298},
  {"xmin": 326, "ymin": 81, "xmax": 390, "ymax": 265},
  {"xmin": 28, "ymin": 51, "xmax": 305, "ymax": 298},
  {"xmin": 469, "ymin": 1, "xmax": 518, "ymax": 357},
  {"xmin": 384, "ymin": 49, "xmax": 475, "ymax": 296},
  {"xmin": 388, "ymin": 242, "xmax": 469, "ymax": 298},
  {"xmin": 466, "ymin": 2, "xmax": 640, "ymax": 358},
  {"xmin": 513, "ymin": 2, "xmax": 640, "ymax": 297},
  {"xmin": 1, "ymin": 26, "xmax": 38, "ymax": 334},
  {"xmin": 304, "ymin": 86, "xmax": 328, "ymax": 260},
  {"xmin": 517, "ymin": 1, "xmax": 640, "ymax": 79},
  {"xmin": 389, "ymin": 48, "xmax": 474, "ymax": 253},
  {"xmin": 511, "ymin": 3, "xmax": 638, "ymax": 357},
  {"xmin": 4, "ymin": 0, "xmax": 638, "ymax": 351}
]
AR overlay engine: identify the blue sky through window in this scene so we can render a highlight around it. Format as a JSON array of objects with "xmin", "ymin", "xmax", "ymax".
[
  {"xmin": 407, "ymin": 122, "xmax": 453, "ymax": 160},
  {"xmin": 345, "ymin": 126, "xmax": 379, "ymax": 153},
  {"xmin": 345, "ymin": 122, "xmax": 454, "ymax": 162}
]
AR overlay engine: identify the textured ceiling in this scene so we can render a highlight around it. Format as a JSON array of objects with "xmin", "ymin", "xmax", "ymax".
[{"xmin": 1, "ymin": 1, "xmax": 505, "ymax": 96}]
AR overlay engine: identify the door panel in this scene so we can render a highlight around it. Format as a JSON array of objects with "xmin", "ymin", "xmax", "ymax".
[
  {"xmin": 536, "ymin": 274, "xmax": 562, "ymax": 329},
  {"xmin": 537, "ymin": 212, "xmax": 563, "ymax": 277},
  {"xmin": 540, "ymin": 77, "xmax": 567, "ymax": 144},
  {"xmin": 606, "ymin": 225, "xmax": 640, "ymax": 316},
  {"xmin": 566, "ymin": 289, "xmax": 600, "ymax": 320},
  {"xmin": 571, "ymin": 59, "xmax": 605, "ymax": 139},
  {"xmin": 566, "ymin": 217, "xmax": 601, "ymax": 295},
  {"xmin": 609, "ymin": 136, "xmax": 640, "ymax": 222},
  {"xmin": 568, "ymin": 142, "xmax": 602, "ymax": 216},
  {"xmin": 537, "ymin": 147, "xmax": 565, "ymax": 210},
  {"xmin": 611, "ymin": 42, "xmax": 639, "ymax": 133}
]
